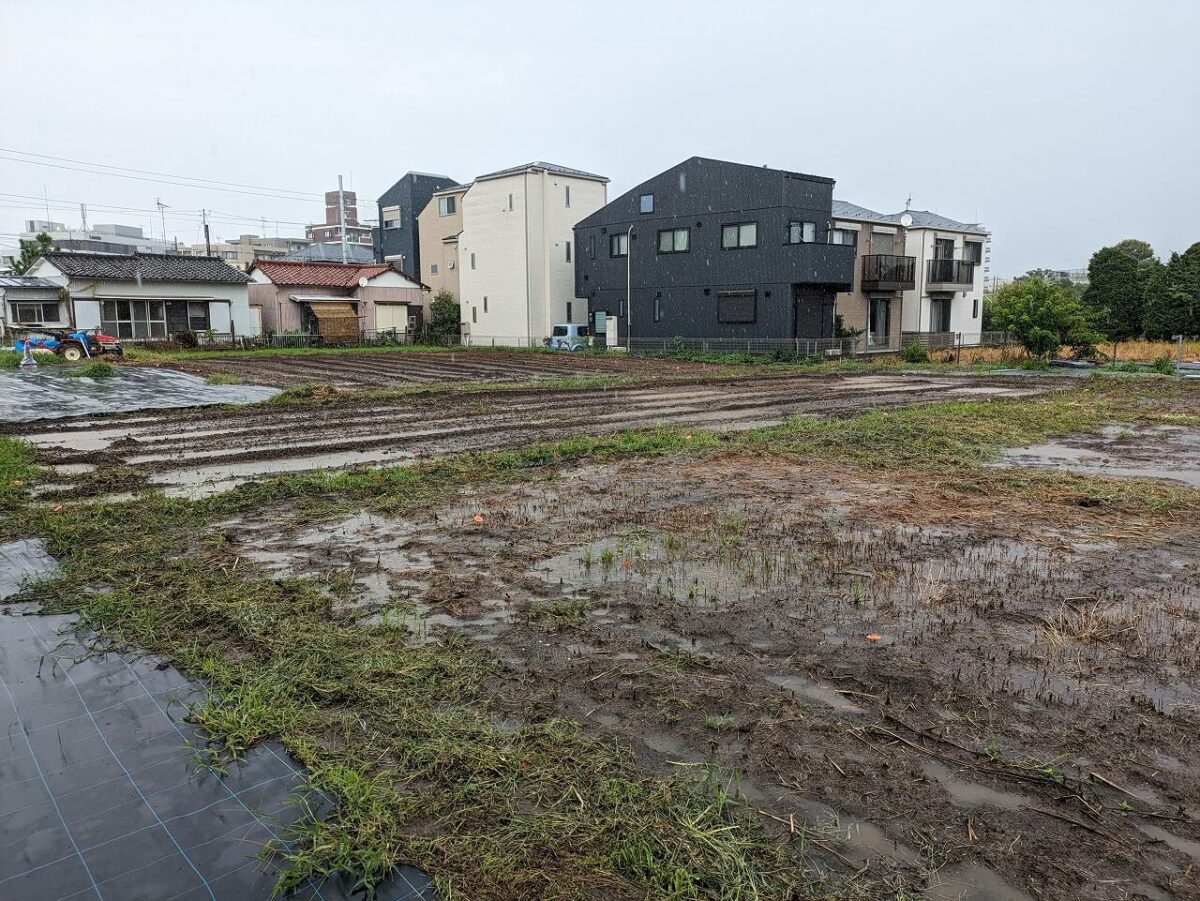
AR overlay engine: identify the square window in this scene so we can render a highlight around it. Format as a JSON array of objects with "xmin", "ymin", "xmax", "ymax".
[
  {"xmin": 430, "ymin": 263, "xmax": 439, "ymax": 275},
  {"xmin": 609, "ymin": 233, "xmax": 628, "ymax": 257},
  {"xmin": 788, "ymin": 221, "xmax": 816, "ymax": 244},
  {"xmin": 437, "ymin": 196, "xmax": 456, "ymax": 216},
  {"xmin": 722, "ymin": 223, "xmax": 757, "ymax": 249},
  {"xmin": 639, "ymin": 194, "xmax": 654, "ymax": 214},
  {"xmin": 657, "ymin": 228, "xmax": 689, "ymax": 253}
]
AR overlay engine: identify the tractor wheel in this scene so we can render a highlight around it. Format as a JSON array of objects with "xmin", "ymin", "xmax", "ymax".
[{"xmin": 60, "ymin": 344, "xmax": 84, "ymax": 362}]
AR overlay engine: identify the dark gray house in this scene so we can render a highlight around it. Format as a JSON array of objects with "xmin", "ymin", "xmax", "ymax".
[
  {"xmin": 373, "ymin": 171, "xmax": 459, "ymax": 277},
  {"xmin": 573, "ymin": 157, "xmax": 855, "ymax": 348}
]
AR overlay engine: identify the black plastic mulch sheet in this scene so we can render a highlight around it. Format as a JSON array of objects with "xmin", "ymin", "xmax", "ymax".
[{"xmin": 0, "ymin": 543, "xmax": 434, "ymax": 901}]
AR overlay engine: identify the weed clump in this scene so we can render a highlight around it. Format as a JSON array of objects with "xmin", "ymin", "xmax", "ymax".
[
  {"xmin": 900, "ymin": 341, "xmax": 930, "ymax": 364},
  {"xmin": 61, "ymin": 360, "xmax": 118, "ymax": 378}
]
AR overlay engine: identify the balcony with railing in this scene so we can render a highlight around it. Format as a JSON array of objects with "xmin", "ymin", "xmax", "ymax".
[
  {"xmin": 861, "ymin": 254, "xmax": 916, "ymax": 291},
  {"xmin": 926, "ymin": 259, "xmax": 976, "ymax": 286}
]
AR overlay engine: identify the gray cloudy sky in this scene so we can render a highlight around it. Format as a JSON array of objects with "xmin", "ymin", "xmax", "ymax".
[{"xmin": 1, "ymin": 0, "xmax": 1196, "ymax": 276}]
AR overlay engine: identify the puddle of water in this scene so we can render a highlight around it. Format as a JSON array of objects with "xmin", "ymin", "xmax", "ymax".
[
  {"xmin": 1140, "ymin": 824, "xmax": 1200, "ymax": 864},
  {"xmin": 51, "ymin": 462, "xmax": 98, "ymax": 476},
  {"xmin": 767, "ymin": 673, "xmax": 866, "ymax": 714},
  {"xmin": 922, "ymin": 762, "xmax": 1028, "ymax": 810},
  {"xmin": 1000, "ymin": 427, "xmax": 1200, "ymax": 488},
  {"xmin": 925, "ymin": 863, "xmax": 1033, "ymax": 901}
]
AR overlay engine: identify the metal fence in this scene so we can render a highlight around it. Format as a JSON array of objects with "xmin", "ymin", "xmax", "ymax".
[{"xmin": 900, "ymin": 331, "xmax": 1009, "ymax": 349}]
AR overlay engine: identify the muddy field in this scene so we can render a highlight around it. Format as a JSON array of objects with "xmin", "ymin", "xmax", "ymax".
[
  {"xmin": 217, "ymin": 435, "xmax": 1200, "ymax": 900},
  {"xmin": 10, "ymin": 372, "xmax": 1045, "ymax": 497},
  {"xmin": 156, "ymin": 348, "xmax": 722, "ymax": 388}
]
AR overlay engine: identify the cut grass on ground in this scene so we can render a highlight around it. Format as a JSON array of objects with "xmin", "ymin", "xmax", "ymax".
[{"xmin": 3, "ymin": 377, "xmax": 1197, "ymax": 899}]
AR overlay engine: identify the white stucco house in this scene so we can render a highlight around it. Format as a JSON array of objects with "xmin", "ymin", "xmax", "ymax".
[
  {"xmin": 25, "ymin": 252, "xmax": 255, "ymax": 339},
  {"xmin": 455, "ymin": 162, "xmax": 608, "ymax": 346}
]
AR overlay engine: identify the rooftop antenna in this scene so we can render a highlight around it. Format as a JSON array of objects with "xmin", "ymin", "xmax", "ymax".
[
  {"xmin": 905, "ymin": 193, "xmax": 913, "ymax": 211},
  {"xmin": 156, "ymin": 198, "xmax": 170, "ymax": 244}
]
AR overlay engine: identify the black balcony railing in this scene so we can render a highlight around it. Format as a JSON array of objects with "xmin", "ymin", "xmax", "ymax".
[
  {"xmin": 927, "ymin": 259, "xmax": 976, "ymax": 284},
  {"xmin": 861, "ymin": 254, "xmax": 916, "ymax": 291}
]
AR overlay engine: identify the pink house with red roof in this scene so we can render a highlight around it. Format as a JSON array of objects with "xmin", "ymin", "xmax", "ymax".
[{"xmin": 248, "ymin": 260, "xmax": 428, "ymax": 342}]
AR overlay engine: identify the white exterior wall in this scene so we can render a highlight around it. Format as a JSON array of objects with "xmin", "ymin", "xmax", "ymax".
[
  {"xmin": 900, "ymin": 228, "xmax": 985, "ymax": 343},
  {"xmin": 457, "ymin": 170, "xmax": 606, "ymax": 346},
  {"xmin": 25, "ymin": 259, "xmax": 254, "ymax": 336}
]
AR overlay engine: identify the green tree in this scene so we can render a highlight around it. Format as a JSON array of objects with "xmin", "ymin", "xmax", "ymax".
[
  {"xmin": 1083, "ymin": 242, "xmax": 1158, "ymax": 342},
  {"xmin": 989, "ymin": 275, "xmax": 1102, "ymax": 358},
  {"xmin": 1143, "ymin": 243, "xmax": 1200, "ymax": 338},
  {"xmin": 427, "ymin": 290, "xmax": 461, "ymax": 344},
  {"xmin": 12, "ymin": 232, "xmax": 52, "ymax": 275}
]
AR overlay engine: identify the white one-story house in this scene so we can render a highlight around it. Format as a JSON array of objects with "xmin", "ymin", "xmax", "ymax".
[{"xmin": 25, "ymin": 252, "xmax": 255, "ymax": 340}]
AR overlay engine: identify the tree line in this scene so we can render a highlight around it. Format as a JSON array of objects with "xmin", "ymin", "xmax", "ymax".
[{"xmin": 985, "ymin": 238, "xmax": 1200, "ymax": 357}]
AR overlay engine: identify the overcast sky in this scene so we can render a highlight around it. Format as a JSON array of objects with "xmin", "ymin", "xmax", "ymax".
[{"xmin": 1, "ymin": 0, "xmax": 1196, "ymax": 276}]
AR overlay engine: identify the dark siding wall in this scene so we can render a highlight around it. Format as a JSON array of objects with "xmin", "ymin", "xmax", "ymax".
[
  {"xmin": 574, "ymin": 158, "xmax": 854, "ymax": 341},
  {"xmin": 375, "ymin": 173, "xmax": 458, "ymax": 277}
]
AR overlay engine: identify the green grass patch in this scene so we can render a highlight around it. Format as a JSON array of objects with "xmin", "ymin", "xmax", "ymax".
[
  {"xmin": 204, "ymin": 372, "xmax": 242, "ymax": 385},
  {"xmin": 0, "ymin": 350, "xmax": 68, "ymax": 369},
  {"xmin": 61, "ymin": 360, "xmax": 118, "ymax": 378},
  {"xmin": 0, "ymin": 437, "xmax": 38, "ymax": 506}
]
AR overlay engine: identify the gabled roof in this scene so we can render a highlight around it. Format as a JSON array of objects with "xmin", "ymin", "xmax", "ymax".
[
  {"xmin": 252, "ymin": 260, "xmax": 406, "ymax": 288},
  {"xmin": 832, "ymin": 200, "xmax": 988, "ymax": 235},
  {"xmin": 475, "ymin": 161, "xmax": 608, "ymax": 184},
  {"xmin": 36, "ymin": 252, "xmax": 250, "ymax": 283}
]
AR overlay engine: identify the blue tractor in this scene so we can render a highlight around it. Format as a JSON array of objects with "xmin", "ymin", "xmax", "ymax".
[{"xmin": 14, "ymin": 328, "xmax": 124, "ymax": 362}]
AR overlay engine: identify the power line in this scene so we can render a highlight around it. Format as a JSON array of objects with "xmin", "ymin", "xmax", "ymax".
[
  {"xmin": 0, "ymin": 193, "xmax": 311, "ymax": 228},
  {"xmin": 0, "ymin": 152, "xmax": 323, "ymax": 203},
  {"xmin": 0, "ymin": 147, "xmax": 323, "ymax": 199}
]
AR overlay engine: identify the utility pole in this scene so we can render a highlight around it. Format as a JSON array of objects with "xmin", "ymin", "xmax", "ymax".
[
  {"xmin": 156, "ymin": 198, "xmax": 170, "ymax": 245},
  {"xmin": 338, "ymin": 174, "xmax": 348, "ymax": 264},
  {"xmin": 202, "ymin": 209, "xmax": 212, "ymax": 257},
  {"xmin": 80, "ymin": 203, "xmax": 88, "ymax": 230}
]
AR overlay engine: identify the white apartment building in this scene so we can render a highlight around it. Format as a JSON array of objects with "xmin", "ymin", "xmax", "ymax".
[
  {"xmin": 456, "ymin": 162, "xmax": 608, "ymax": 345},
  {"xmin": 20, "ymin": 220, "xmax": 173, "ymax": 255}
]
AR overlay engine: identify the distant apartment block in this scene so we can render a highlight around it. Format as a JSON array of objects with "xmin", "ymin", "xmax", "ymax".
[
  {"xmin": 305, "ymin": 189, "xmax": 374, "ymax": 249},
  {"xmin": 452, "ymin": 162, "xmax": 608, "ymax": 345},
  {"xmin": 830, "ymin": 202, "xmax": 989, "ymax": 348},
  {"xmin": 182, "ymin": 234, "xmax": 310, "ymax": 271},
  {"xmin": 374, "ymin": 172, "xmax": 459, "ymax": 277},
  {"xmin": 19, "ymin": 220, "xmax": 173, "ymax": 255}
]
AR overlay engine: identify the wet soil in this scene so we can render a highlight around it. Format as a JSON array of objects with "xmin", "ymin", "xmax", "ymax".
[
  {"xmin": 4, "ymin": 371, "xmax": 1049, "ymax": 497},
  {"xmin": 1002, "ymin": 424, "xmax": 1200, "ymax": 488},
  {"xmin": 214, "ymin": 452, "xmax": 1200, "ymax": 900}
]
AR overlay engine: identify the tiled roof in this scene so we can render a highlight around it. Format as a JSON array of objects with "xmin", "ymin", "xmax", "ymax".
[
  {"xmin": 38, "ymin": 252, "xmax": 250, "ymax": 283},
  {"xmin": 253, "ymin": 260, "xmax": 397, "ymax": 288},
  {"xmin": 0, "ymin": 275, "xmax": 59, "ymax": 288},
  {"xmin": 475, "ymin": 161, "xmax": 608, "ymax": 184},
  {"xmin": 832, "ymin": 200, "xmax": 988, "ymax": 235}
]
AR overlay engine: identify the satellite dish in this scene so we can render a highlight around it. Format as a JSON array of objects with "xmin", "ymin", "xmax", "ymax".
[
  {"xmin": 358, "ymin": 276, "xmax": 369, "ymax": 288},
  {"xmin": 899, "ymin": 213, "xmax": 913, "ymax": 228}
]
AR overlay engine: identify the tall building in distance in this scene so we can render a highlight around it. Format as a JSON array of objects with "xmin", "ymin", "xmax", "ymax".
[
  {"xmin": 305, "ymin": 189, "xmax": 374, "ymax": 248},
  {"xmin": 19, "ymin": 220, "xmax": 173, "ymax": 255}
]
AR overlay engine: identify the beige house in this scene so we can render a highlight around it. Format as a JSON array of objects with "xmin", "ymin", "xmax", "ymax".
[
  {"xmin": 456, "ymin": 162, "xmax": 608, "ymax": 346},
  {"xmin": 248, "ymin": 260, "xmax": 428, "ymax": 342},
  {"xmin": 416, "ymin": 185, "xmax": 468, "ymax": 300},
  {"xmin": 831, "ymin": 201, "xmax": 989, "ymax": 350}
]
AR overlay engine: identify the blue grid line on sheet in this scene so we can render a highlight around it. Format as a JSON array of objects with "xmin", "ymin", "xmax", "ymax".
[
  {"xmin": 113, "ymin": 650, "xmax": 332, "ymax": 901},
  {"xmin": 0, "ymin": 667, "xmax": 104, "ymax": 900},
  {"xmin": 24, "ymin": 620, "xmax": 218, "ymax": 901}
]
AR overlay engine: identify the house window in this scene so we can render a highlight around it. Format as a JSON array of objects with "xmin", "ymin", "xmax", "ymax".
[
  {"xmin": 717, "ymin": 290, "xmax": 757, "ymax": 323},
  {"xmin": 964, "ymin": 241, "xmax": 983, "ymax": 264},
  {"xmin": 12, "ymin": 302, "xmax": 59, "ymax": 323},
  {"xmin": 653, "ymin": 295, "xmax": 661, "ymax": 322},
  {"xmin": 972, "ymin": 297, "xmax": 980, "ymax": 318},
  {"xmin": 188, "ymin": 301, "xmax": 211, "ymax": 331},
  {"xmin": 384, "ymin": 217, "xmax": 402, "ymax": 230},
  {"xmin": 437, "ymin": 196, "xmax": 456, "ymax": 216},
  {"xmin": 934, "ymin": 238, "xmax": 956, "ymax": 260},
  {"xmin": 565, "ymin": 241, "xmax": 571, "ymax": 262},
  {"xmin": 721, "ymin": 222, "xmax": 758, "ymax": 249},
  {"xmin": 657, "ymin": 227, "xmax": 689, "ymax": 254},
  {"xmin": 565, "ymin": 185, "xmax": 571, "ymax": 207},
  {"xmin": 470, "ymin": 252, "xmax": 476, "ymax": 269},
  {"xmin": 508, "ymin": 194, "xmax": 514, "ymax": 211},
  {"xmin": 472, "ymin": 306, "xmax": 477, "ymax": 324},
  {"xmin": 430, "ymin": 263, "xmax": 439, "ymax": 275},
  {"xmin": 484, "ymin": 296, "xmax": 488, "ymax": 313},
  {"xmin": 871, "ymin": 232, "xmax": 895, "ymax": 255},
  {"xmin": 101, "ymin": 299, "xmax": 167, "ymax": 339},
  {"xmin": 869, "ymin": 298, "xmax": 891, "ymax": 346},
  {"xmin": 639, "ymin": 194, "xmax": 654, "ymax": 214},
  {"xmin": 788, "ymin": 221, "xmax": 816, "ymax": 244},
  {"xmin": 829, "ymin": 228, "xmax": 857, "ymax": 247},
  {"xmin": 618, "ymin": 298, "xmax": 626, "ymax": 317},
  {"xmin": 566, "ymin": 301, "xmax": 572, "ymax": 321},
  {"xmin": 610, "ymin": 233, "xmax": 628, "ymax": 257},
  {"xmin": 930, "ymin": 297, "xmax": 952, "ymax": 331},
  {"xmin": 588, "ymin": 235, "xmax": 595, "ymax": 260}
]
